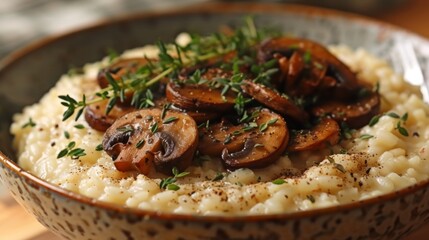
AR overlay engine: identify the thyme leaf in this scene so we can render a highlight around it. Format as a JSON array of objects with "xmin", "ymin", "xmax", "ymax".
[
  {"xmin": 74, "ymin": 124, "xmax": 85, "ymax": 129},
  {"xmin": 60, "ymin": 17, "xmax": 271, "ymax": 123},
  {"xmin": 150, "ymin": 122, "xmax": 159, "ymax": 133},
  {"xmin": 162, "ymin": 116, "xmax": 178, "ymax": 124},
  {"xmin": 387, "ymin": 112, "xmax": 400, "ymax": 119},
  {"xmin": 212, "ymin": 173, "xmax": 224, "ymax": 181},
  {"xmin": 359, "ymin": 134, "xmax": 373, "ymax": 140},
  {"xmin": 95, "ymin": 144, "xmax": 103, "ymax": 151},
  {"xmin": 136, "ymin": 139, "xmax": 145, "ymax": 149},
  {"xmin": 368, "ymin": 114, "xmax": 381, "ymax": 127},
  {"xmin": 259, "ymin": 118, "xmax": 278, "ymax": 132},
  {"xmin": 159, "ymin": 167, "xmax": 190, "ymax": 190},
  {"xmin": 272, "ymin": 179, "xmax": 285, "ymax": 185},
  {"xmin": 57, "ymin": 141, "xmax": 86, "ymax": 159},
  {"xmin": 22, "ymin": 118, "xmax": 36, "ymax": 128}
]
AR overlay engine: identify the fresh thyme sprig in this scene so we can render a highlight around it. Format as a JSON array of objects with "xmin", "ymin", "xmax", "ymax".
[
  {"xmin": 272, "ymin": 179, "xmax": 286, "ymax": 185},
  {"xmin": 212, "ymin": 172, "xmax": 224, "ymax": 181},
  {"xmin": 22, "ymin": 117, "xmax": 36, "ymax": 128},
  {"xmin": 259, "ymin": 118, "xmax": 278, "ymax": 132},
  {"xmin": 59, "ymin": 17, "xmax": 271, "ymax": 122},
  {"xmin": 159, "ymin": 167, "xmax": 190, "ymax": 191},
  {"xmin": 368, "ymin": 111, "xmax": 409, "ymax": 137},
  {"xmin": 57, "ymin": 141, "xmax": 86, "ymax": 159}
]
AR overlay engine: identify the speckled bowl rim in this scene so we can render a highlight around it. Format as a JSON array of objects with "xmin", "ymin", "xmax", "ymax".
[{"xmin": 1, "ymin": 2, "xmax": 429, "ymax": 222}]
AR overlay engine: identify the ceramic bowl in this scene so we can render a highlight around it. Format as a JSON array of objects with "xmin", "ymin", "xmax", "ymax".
[{"xmin": 2, "ymin": 3, "xmax": 429, "ymax": 240}]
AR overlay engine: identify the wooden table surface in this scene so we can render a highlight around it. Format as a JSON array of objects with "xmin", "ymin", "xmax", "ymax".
[{"xmin": 1, "ymin": 0, "xmax": 429, "ymax": 239}]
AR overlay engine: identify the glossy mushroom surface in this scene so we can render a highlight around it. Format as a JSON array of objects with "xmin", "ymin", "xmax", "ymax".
[
  {"xmin": 258, "ymin": 37, "xmax": 361, "ymax": 100},
  {"xmin": 199, "ymin": 108, "xmax": 289, "ymax": 168},
  {"xmin": 287, "ymin": 118, "xmax": 340, "ymax": 152},
  {"xmin": 84, "ymin": 99, "xmax": 136, "ymax": 131},
  {"xmin": 311, "ymin": 89, "xmax": 380, "ymax": 129},
  {"xmin": 241, "ymin": 79, "xmax": 308, "ymax": 123},
  {"xmin": 97, "ymin": 58, "xmax": 151, "ymax": 88},
  {"xmin": 166, "ymin": 67, "xmax": 237, "ymax": 112},
  {"xmin": 103, "ymin": 108, "xmax": 198, "ymax": 174},
  {"xmin": 81, "ymin": 35, "xmax": 381, "ymax": 173},
  {"xmin": 166, "ymin": 82, "xmax": 236, "ymax": 112}
]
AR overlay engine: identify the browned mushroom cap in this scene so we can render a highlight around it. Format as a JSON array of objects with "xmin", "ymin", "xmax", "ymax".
[
  {"xmin": 285, "ymin": 51, "xmax": 332, "ymax": 97},
  {"xmin": 172, "ymin": 106, "xmax": 219, "ymax": 124},
  {"xmin": 102, "ymin": 108, "xmax": 198, "ymax": 174},
  {"xmin": 223, "ymin": 108, "xmax": 289, "ymax": 168},
  {"xmin": 199, "ymin": 108, "xmax": 289, "ymax": 169},
  {"xmin": 241, "ymin": 80, "xmax": 308, "ymax": 124},
  {"xmin": 166, "ymin": 67, "xmax": 239, "ymax": 112},
  {"xmin": 285, "ymin": 51, "xmax": 305, "ymax": 87},
  {"xmin": 287, "ymin": 118, "xmax": 340, "ymax": 152},
  {"xmin": 311, "ymin": 89, "xmax": 380, "ymax": 129},
  {"xmin": 258, "ymin": 37, "xmax": 360, "ymax": 100},
  {"xmin": 98, "ymin": 58, "xmax": 151, "ymax": 88},
  {"xmin": 97, "ymin": 58, "xmax": 155, "ymax": 106},
  {"xmin": 203, "ymin": 50, "xmax": 238, "ymax": 67},
  {"xmin": 165, "ymin": 82, "xmax": 236, "ymax": 112},
  {"xmin": 154, "ymin": 97, "xmax": 219, "ymax": 124},
  {"xmin": 198, "ymin": 119, "xmax": 250, "ymax": 157},
  {"xmin": 84, "ymin": 99, "xmax": 136, "ymax": 132}
]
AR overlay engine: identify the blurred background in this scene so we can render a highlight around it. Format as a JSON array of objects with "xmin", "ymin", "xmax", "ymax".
[
  {"xmin": 0, "ymin": 0, "xmax": 428, "ymax": 239},
  {"xmin": 1, "ymin": 0, "xmax": 428, "ymax": 60}
]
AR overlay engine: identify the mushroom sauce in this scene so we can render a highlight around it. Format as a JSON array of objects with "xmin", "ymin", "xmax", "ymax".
[{"xmin": 11, "ymin": 28, "xmax": 429, "ymax": 215}]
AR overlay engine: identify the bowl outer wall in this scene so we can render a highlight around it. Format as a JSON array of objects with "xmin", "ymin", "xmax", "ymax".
[{"xmin": 1, "ymin": 2, "xmax": 429, "ymax": 239}]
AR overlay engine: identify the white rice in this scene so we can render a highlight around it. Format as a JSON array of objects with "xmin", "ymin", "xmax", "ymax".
[{"xmin": 10, "ymin": 41, "xmax": 429, "ymax": 215}]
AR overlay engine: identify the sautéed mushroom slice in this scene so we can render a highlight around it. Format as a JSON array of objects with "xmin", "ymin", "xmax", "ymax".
[
  {"xmin": 241, "ymin": 79, "xmax": 308, "ymax": 124},
  {"xmin": 166, "ymin": 67, "xmax": 237, "ymax": 112},
  {"xmin": 103, "ymin": 108, "xmax": 198, "ymax": 174},
  {"xmin": 84, "ymin": 99, "xmax": 135, "ymax": 132},
  {"xmin": 97, "ymin": 58, "xmax": 153, "ymax": 106},
  {"xmin": 258, "ymin": 37, "xmax": 361, "ymax": 100},
  {"xmin": 311, "ymin": 89, "xmax": 380, "ymax": 129},
  {"xmin": 287, "ymin": 118, "xmax": 340, "ymax": 152},
  {"xmin": 84, "ymin": 36, "xmax": 384, "ymax": 174},
  {"xmin": 199, "ymin": 108, "xmax": 289, "ymax": 169}
]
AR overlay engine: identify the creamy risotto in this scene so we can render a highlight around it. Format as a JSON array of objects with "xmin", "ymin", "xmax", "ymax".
[{"xmin": 10, "ymin": 31, "xmax": 429, "ymax": 215}]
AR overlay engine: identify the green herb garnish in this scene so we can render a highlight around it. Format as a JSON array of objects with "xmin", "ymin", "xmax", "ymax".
[
  {"xmin": 136, "ymin": 139, "xmax": 145, "ymax": 149},
  {"xmin": 22, "ymin": 118, "xmax": 36, "ymax": 128},
  {"xmin": 95, "ymin": 144, "xmax": 103, "ymax": 151},
  {"xmin": 159, "ymin": 167, "xmax": 190, "ymax": 190},
  {"xmin": 161, "ymin": 103, "xmax": 172, "ymax": 119},
  {"xmin": 387, "ymin": 112, "xmax": 400, "ymax": 119},
  {"xmin": 150, "ymin": 122, "xmax": 159, "ymax": 133},
  {"xmin": 212, "ymin": 173, "xmax": 224, "ymax": 181},
  {"xmin": 368, "ymin": 114, "xmax": 381, "ymax": 127},
  {"xmin": 74, "ymin": 124, "xmax": 85, "ymax": 129},
  {"xmin": 272, "ymin": 179, "xmax": 286, "ymax": 185},
  {"xmin": 64, "ymin": 131, "xmax": 70, "ymax": 139},
  {"xmin": 59, "ymin": 18, "xmax": 268, "ymax": 122},
  {"xmin": 57, "ymin": 141, "xmax": 86, "ymax": 159},
  {"xmin": 303, "ymin": 51, "xmax": 312, "ymax": 64},
  {"xmin": 340, "ymin": 122, "xmax": 353, "ymax": 140},
  {"xmin": 162, "ymin": 116, "xmax": 178, "ymax": 124},
  {"xmin": 259, "ymin": 118, "xmax": 278, "ymax": 132},
  {"xmin": 396, "ymin": 122, "xmax": 409, "ymax": 136},
  {"xmin": 359, "ymin": 134, "xmax": 373, "ymax": 140}
]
